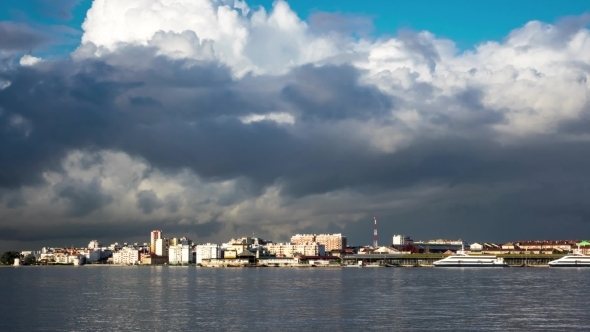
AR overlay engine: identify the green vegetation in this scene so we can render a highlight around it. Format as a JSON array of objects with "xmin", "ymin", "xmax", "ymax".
[
  {"xmin": 23, "ymin": 254, "xmax": 37, "ymax": 265},
  {"xmin": 1, "ymin": 251, "xmax": 21, "ymax": 265}
]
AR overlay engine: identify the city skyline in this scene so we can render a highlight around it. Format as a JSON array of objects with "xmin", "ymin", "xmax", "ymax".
[{"xmin": 2, "ymin": 0, "xmax": 590, "ymax": 252}]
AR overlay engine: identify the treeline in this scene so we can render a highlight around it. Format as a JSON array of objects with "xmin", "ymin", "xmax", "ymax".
[{"xmin": 0, "ymin": 251, "xmax": 37, "ymax": 265}]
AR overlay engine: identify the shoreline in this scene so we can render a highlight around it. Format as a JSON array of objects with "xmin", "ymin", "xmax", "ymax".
[{"xmin": 2, "ymin": 264, "xmax": 558, "ymax": 268}]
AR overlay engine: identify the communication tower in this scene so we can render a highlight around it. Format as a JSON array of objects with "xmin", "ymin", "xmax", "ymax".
[{"xmin": 373, "ymin": 216, "xmax": 378, "ymax": 247}]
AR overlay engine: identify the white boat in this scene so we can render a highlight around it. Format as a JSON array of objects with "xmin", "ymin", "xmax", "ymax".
[
  {"xmin": 433, "ymin": 245, "xmax": 508, "ymax": 267},
  {"xmin": 549, "ymin": 247, "xmax": 590, "ymax": 267}
]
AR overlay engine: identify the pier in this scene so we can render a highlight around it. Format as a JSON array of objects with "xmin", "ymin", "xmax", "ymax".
[{"xmin": 341, "ymin": 254, "xmax": 564, "ymax": 267}]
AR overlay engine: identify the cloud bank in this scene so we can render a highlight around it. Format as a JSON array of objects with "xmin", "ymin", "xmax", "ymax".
[{"xmin": 1, "ymin": 0, "xmax": 590, "ymax": 250}]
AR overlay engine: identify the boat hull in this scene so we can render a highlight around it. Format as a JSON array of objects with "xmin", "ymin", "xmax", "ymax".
[
  {"xmin": 549, "ymin": 264, "xmax": 590, "ymax": 267},
  {"xmin": 434, "ymin": 264, "xmax": 509, "ymax": 267}
]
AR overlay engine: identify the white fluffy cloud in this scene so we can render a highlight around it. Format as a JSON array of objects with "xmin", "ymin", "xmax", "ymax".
[
  {"xmin": 79, "ymin": 0, "xmax": 340, "ymax": 76},
  {"xmin": 19, "ymin": 55, "xmax": 43, "ymax": 66},
  {"xmin": 77, "ymin": 0, "xmax": 590, "ymax": 139}
]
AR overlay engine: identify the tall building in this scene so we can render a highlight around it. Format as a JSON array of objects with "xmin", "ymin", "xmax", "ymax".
[
  {"xmin": 155, "ymin": 238, "xmax": 169, "ymax": 256},
  {"xmin": 291, "ymin": 234, "xmax": 347, "ymax": 252},
  {"xmin": 150, "ymin": 230, "xmax": 162, "ymax": 254}
]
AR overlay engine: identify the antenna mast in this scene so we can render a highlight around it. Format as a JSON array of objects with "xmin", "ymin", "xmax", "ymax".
[{"xmin": 373, "ymin": 216, "xmax": 378, "ymax": 248}]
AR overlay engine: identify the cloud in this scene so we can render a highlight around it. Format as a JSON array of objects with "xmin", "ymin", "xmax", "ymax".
[
  {"xmin": 19, "ymin": 55, "xmax": 43, "ymax": 66},
  {"xmin": 308, "ymin": 11, "xmax": 374, "ymax": 37},
  {"xmin": 54, "ymin": 178, "xmax": 113, "ymax": 217},
  {"xmin": 2, "ymin": 1, "xmax": 590, "ymax": 251},
  {"xmin": 0, "ymin": 22, "xmax": 50, "ymax": 51},
  {"xmin": 136, "ymin": 189, "xmax": 163, "ymax": 214}
]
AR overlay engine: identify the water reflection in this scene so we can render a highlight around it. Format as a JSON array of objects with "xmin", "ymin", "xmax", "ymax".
[{"xmin": 0, "ymin": 267, "xmax": 589, "ymax": 331}]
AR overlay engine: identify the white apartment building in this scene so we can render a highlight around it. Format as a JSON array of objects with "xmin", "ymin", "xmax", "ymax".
[
  {"xmin": 265, "ymin": 242, "xmax": 326, "ymax": 258},
  {"xmin": 196, "ymin": 243, "xmax": 221, "ymax": 264},
  {"xmin": 169, "ymin": 243, "xmax": 191, "ymax": 264},
  {"xmin": 112, "ymin": 248, "xmax": 140, "ymax": 265},
  {"xmin": 54, "ymin": 253, "xmax": 84, "ymax": 264},
  {"xmin": 393, "ymin": 235, "xmax": 413, "ymax": 246},
  {"xmin": 20, "ymin": 251, "xmax": 41, "ymax": 260},
  {"xmin": 88, "ymin": 240, "xmax": 102, "ymax": 250},
  {"xmin": 470, "ymin": 243, "xmax": 483, "ymax": 252}
]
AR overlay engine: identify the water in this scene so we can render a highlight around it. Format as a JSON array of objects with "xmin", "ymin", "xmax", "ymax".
[{"xmin": 1, "ymin": 266, "xmax": 588, "ymax": 331}]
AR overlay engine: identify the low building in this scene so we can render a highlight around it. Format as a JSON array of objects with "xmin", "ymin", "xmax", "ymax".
[
  {"xmin": 141, "ymin": 254, "xmax": 168, "ymax": 265},
  {"xmin": 169, "ymin": 243, "xmax": 191, "ymax": 264},
  {"xmin": 515, "ymin": 240, "xmax": 578, "ymax": 252},
  {"xmin": 20, "ymin": 251, "xmax": 41, "ymax": 260},
  {"xmin": 470, "ymin": 243, "xmax": 483, "ymax": 252},
  {"xmin": 264, "ymin": 242, "xmax": 325, "ymax": 258},
  {"xmin": 112, "ymin": 248, "xmax": 140, "ymax": 265},
  {"xmin": 392, "ymin": 235, "xmax": 413, "ymax": 246},
  {"xmin": 298, "ymin": 256, "xmax": 341, "ymax": 265},
  {"xmin": 374, "ymin": 246, "xmax": 400, "ymax": 254},
  {"xmin": 258, "ymin": 257, "xmax": 298, "ymax": 266},
  {"xmin": 291, "ymin": 234, "xmax": 346, "ymax": 252},
  {"xmin": 196, "ymin": 244, "xmax": 221, "ymax": 264}
]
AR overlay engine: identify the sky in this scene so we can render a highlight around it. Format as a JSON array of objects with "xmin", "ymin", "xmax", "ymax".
[{"xmin": 1, "ymin": 0, "xmax": 590, "ymax": 252}]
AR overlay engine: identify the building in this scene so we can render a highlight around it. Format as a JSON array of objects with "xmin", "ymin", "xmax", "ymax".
[
  {"xmin": 20, "ymin": 251, "xmax": 41, "ymax": 260},
  {"xmin": 470, "ymin": 243, "xmax": 483, "ymax": 252},
  {"xmin": 88, "ymin": 240, "xmax": 102, "ymax": 250},
  {"xmin": 169, "ymin": 243, "xmax": 191, "ymax": 264},
  {"xmin": 265, "ymin": 242, "xmax": 325, "ymax": 258},
  {"xmin": 196, "ymin": 244, "xmax": 221, "ymax": 264},
  {"xmin": 112, "ymin": 248, "xmax": 140, "ymax": 265},
  {"xmin": 150, "ymin": 230, "xmax": 162, "ymax": 254},
  {"xmin": 291, "ymin": 234, "xmax": 346, "ymax": 252},
  {"xmin": 515, "ymin": 240, "xmax": 578, "ymax": 252},
  {"xmin": 229, "ymin": 237, "xmax": 272, "ymax": 245},
  {"xmin": 392, "ymin": 235, "xmax": 413, "ymax": 246},
  {"xmin": 155, "ymin": 238, "xmax": 169, "ymax": 256},
  {"xmin": 141, "ymin": 254, "xmax": 168, "ymax": 265},
  {"xmin": 412, "ymin": 239, "xmax": 468, "ymax": 253},
  {"xmin": 374, "ymin": 246, "xmax": 400, "ymax": 254}
]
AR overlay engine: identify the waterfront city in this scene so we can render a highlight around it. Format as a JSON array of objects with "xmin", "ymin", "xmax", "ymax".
[{"xmin": 4, "ymin": 229, "xmax": 590, "ymax": 268}]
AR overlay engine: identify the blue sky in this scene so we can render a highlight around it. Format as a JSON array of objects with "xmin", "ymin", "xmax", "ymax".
[{"xmin": 1, "ymin": 0, "xmax": 589, "ymax": 55}]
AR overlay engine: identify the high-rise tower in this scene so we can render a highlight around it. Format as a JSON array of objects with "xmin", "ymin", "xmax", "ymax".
[
  {"xmin": 373, "ymin": 216, "xmax": 378, "ymax": 247},
  {"xmin": 150, "ymin": 230, "xmax": 162, "ymax": 254}
]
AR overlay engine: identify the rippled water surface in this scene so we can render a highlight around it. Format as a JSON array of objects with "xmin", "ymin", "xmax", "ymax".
[{"xmin": 1, "ymin": 266, "xmax": 589, "ymax": 331}]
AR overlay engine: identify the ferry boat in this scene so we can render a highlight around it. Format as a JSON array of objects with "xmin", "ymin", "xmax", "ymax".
[
  {"xmin": 433, "ymin": 245, "xmax": 508, "ymax": 267},
  {"xmin": 548, "ymin": 248, "xmax": 590, "ymax": 267}
]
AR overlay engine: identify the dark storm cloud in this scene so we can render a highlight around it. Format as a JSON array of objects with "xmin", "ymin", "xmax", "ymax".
[
  {"xmin": 281, "ymin": 64, "xmax": 392, "ymax": 121},
  {"xmin": 164, "ymin": 194, "xmax": 182, "ymax": 213},
  {"xmin": 5, "ymin": 191, "xmax": 27, "ymax": 209},
  {"xmin": 54, "ymin": 178, "xmax": 113, "ymax": 217},
  {"xmin": 0, "ymin": 216, "xmax": 225, "ymax": 243},
  {"xmin": 1, "ymin": 42, "xmax": 590, "ymax": 246},
  {"xmin": 129, "ymin": 96, "xmax": 163, "ymax": 107},
  {"xmin": 0, "ymin": 22, "xmax": 50, "ymax": 51},
  {"xmin": 136, "ymin": 189, "xmax": 163, "ymax": 214}
]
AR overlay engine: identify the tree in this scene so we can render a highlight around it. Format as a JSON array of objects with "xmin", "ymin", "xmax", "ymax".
[
  {"xmin": 1, "ymin": 251, "xmax": 21, "ymax": 265},
  {"xmin": 24, "ymin": 254, "xmax": 37, "ymax": 265}
]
